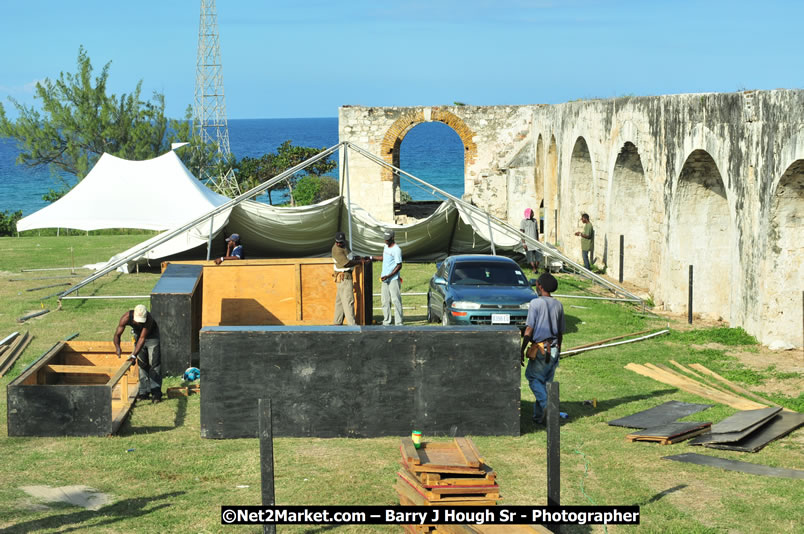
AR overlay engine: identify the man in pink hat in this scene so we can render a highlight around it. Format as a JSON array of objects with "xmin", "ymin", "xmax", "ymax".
[{"xmin": 520, "ymin": 208, "xmax": 541, "ymax": 272}]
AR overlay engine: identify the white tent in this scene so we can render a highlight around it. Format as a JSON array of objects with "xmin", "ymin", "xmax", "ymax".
[
  {"xmin": 17, "ymin": 151, "xmax": 232, "ymax": 266},
  {"xmin": 18, "ymin": 151, "xmax": 230, "ymax": 231}
]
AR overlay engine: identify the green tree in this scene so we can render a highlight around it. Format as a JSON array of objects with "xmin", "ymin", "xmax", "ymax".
[
  {"xmin": 291, "ymin": 176, "xmax": 340, "ymax": 206},
  {"xmin": 233, "ymin": 140, "xmax": 337, "ymax": 206},
  {"xmin": 0, "ymin": 47, "xmax": 214, "ymax": 200}
]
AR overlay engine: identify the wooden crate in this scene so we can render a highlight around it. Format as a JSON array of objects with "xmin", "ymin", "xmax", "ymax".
[
  {"xmin": 7, "ymin": 341, "xmax": 139, "ymax": 437},
  {"xmin": 165, "ymin": 259, "xmax": 371, "ymax": 326}
]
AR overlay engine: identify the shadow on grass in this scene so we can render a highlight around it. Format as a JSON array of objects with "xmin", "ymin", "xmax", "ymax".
[
  {"xmin": 563, "ymin": 313, "xmax": 582, "ymax": 334},
  {"xmin": 4, "ymin": 491, "xmax": 184, "ymax": 533},
  {"xmin": 115, "ymin": 396, "xmax": 188, "ymax": 436},
  {"xmin": 634, "ymin": 484, "xmax": 687, "ymax": 507},
  {"xmin": 520, "ymin": 389, "xmax": 676, "ymax": 435}
]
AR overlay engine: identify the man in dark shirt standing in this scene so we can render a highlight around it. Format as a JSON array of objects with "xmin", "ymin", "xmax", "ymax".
[
  {"xmin": 332, "ymin": 231, "xmax": 363, "ymax": 325},
  {"xmin": 113, "ymin": 304, "xmax": 162, "ymax": 403}
]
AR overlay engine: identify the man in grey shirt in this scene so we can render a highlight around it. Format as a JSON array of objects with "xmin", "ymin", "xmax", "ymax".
[
  {"xmin": 520, "ymin": 208, "xmax": 540, "ymax": 272},
  {"xmin": 520, "ymin": 272, "xmax": 564, "ymax": 424}
]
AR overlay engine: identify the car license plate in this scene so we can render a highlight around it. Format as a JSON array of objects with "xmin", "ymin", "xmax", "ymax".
[{"xmin": 491, "ymin": 314, "xmax": 510, "ymax": 324}]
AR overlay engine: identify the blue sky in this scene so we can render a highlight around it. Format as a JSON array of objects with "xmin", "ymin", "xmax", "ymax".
[{"xmin": 1, "ymin": 0, "xmax": 801, "ymax": 119}]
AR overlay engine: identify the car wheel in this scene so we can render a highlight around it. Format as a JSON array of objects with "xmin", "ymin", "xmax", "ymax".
[
  {"xmin": 426, "ymin": 294, "xmax": 434, "ymax": 323},
  {"xmin": 441, "ymin": 305, "xmax": 450, "ymax": 326}
]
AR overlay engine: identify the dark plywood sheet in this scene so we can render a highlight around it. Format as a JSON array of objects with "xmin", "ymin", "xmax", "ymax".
[
  {"xmin": 151, "ymin": 263, "xmax": 203, "ymax": 376},
  {"xmin": 628, "ymin": 421, "xmax": 711, "ymax": 439},
  {"xmin": 200, "ymin": 326, "xmax": 521, "ymax": 438},
  {"xmin": 663, "ymin": 452, "xmax": 804, "ymax": 479},
  {"xmin": 689, "ymin": 417, "xmax": 775, "ymax": 445},
  {"xmin": 708, "ymin": 407, "xmax": 781, "ymax": 434},
  {"xmin": 608, "ymin": 400, "xmax": 712, "ymax": 429},
  {"xmin": 700, "ymin": 411, "xmax": 804, "ymax": 452},
  {"xmin": 8, "ymin": 385, "xmax": 112, "ymax": 437}
]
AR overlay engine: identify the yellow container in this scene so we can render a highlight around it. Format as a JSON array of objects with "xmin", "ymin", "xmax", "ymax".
[{"xmin": 411, "ymin": 430, "xmax": 422, "ymax": 449}]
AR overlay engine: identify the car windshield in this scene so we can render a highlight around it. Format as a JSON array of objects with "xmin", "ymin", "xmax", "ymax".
[{"xmin": 449, "ymin": 262, "xmax": 529, "ymax": 286}]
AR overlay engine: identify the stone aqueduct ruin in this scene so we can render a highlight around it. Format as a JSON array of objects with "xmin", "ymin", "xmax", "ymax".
[{"xmin": 338, "ymin": 90, "xmax": 804, "ymax": 349}]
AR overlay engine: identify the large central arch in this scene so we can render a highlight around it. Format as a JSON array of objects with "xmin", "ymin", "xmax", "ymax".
[{"xmin": 380, "ymin": 109, "xmax": 478, "ymax": 195}]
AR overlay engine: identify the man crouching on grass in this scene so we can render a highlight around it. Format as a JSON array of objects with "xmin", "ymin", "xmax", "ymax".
[
  {"xmin": 113, "ymin": 304, "xmax": 162, "ymax": 403},
  {"xmin": 520, "ymin": 273, "xmax": 564, "ymax": 424}
]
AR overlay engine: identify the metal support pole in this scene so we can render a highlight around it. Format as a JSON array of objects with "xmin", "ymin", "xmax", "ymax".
[
  {"xmin": 554, "ymin": 209, "xmax": 558, "ymax": 246},
  {"xmin": 344, "ymin": 146, "xmax": 354, "ymax": 249},
  {"xmin": 688, "ymin": 265, "xmax": 694, "ymax": 324},
  {"xmin": 70, "ymin": 247, "xmax": 75, "ymax": 275},
  {"xmin": 546, "ymin": 381, "xmax": 560, "ymax": 512},
  {"xmin": 206, "ymin": 215, "xmax": 214, "ymax": 261},
  {"xmin": 258, "ymin": 398, "xmax": 276, "ymax": 534},
  {"xmin": 485, "ymin": 213, "xmax": 496, "ymax": 255},
  {"xmin": 619, "ymin": 234, "xmax": 624, "ymax": 284}
]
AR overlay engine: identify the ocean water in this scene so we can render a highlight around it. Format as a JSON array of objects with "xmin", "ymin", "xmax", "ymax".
[{"xmin": 0, "ymin": 117, "xmax": 465, "ymax": 216}]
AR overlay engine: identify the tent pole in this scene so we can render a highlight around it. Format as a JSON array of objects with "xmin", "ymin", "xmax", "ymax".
[
  {"xmin": 206, "ymin": 216, "xmax": 214, "ymax": 261},
  {"xmin": 486, "ymin": 213, "xmax": 496, "ymax": 255},
  {"xmin": 344, "ymin": 146, "xmax": 354, "ymax": 252}
]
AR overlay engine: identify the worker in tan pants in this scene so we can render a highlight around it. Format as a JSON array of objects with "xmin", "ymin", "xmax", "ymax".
[{"xmin": 332, "ymin": 231, "xmax": 363, "ymax": 325}]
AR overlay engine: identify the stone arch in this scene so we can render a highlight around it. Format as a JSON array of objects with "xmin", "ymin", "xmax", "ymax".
[
  {"xmin": 566, "ymin": 136, "xmax": 595, "ymax": 253},
  {"xmin": 379, "ymin": 109, "xmax": 478, "ymax": 191},
  {"xmin": 761, "ymin": 159, "xmax": 804, "ymax": 347},
  {"xmin": 609, "ymin": 142, "xmax": 653, "ymax": 288},
  {"xmin": 668, "ymin": 149, "xmax": 732, "ymax": 320},
  {"xmin": 545, "ymin": 135, "xmax": 559, "ymax": 243}
]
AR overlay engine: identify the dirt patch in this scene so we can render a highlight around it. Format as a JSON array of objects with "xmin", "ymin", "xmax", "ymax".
[
  {"xmin": 689, "ymin": 342, "xmax": 804, "ymax": 397},
  {"xmin": 20, "ymin": 485, "xmax": 112, "ymax": 510}
]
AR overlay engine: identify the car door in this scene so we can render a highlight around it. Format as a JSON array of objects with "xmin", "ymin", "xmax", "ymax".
[{"xmin": 430, "ymin": 259, "xmax": 449, "ymax": 316}]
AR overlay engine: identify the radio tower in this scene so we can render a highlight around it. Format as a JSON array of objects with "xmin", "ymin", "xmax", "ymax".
[{"xmin": 194, "ymin": 0, "xmax": 240, "ymax": 196}]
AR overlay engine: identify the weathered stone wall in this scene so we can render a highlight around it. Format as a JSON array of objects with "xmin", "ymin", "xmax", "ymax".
[{"xmin": 339, "ymin": 91, "xmax": 804, "ymax": 348}]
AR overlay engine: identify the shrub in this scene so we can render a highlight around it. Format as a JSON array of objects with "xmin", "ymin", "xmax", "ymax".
[
  {"xmin": 291, "ymin": 176, "xmax": 340, "ymax": 206},
  {"xmin": 0, "ymin": 210, "xmax": 22, "ymax": 236}
]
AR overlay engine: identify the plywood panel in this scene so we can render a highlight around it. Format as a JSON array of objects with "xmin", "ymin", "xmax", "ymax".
[{"xmin": 200, "ymin": 260, "xmax": 368, "ymax": 326}]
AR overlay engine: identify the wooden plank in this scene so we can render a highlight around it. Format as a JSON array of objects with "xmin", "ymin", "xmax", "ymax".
[
  {"xmin": 398, "ymin": 468, "xmax": 499, "ymax": 495},
  {"xmin": 689, "ymin": 363, "xmax": 782, "ymax": 409},
  {"xmin": 401, "ymin": 438, "xmax": 422, "ymax": 465},
  {"xmin": 564, "ymin": 328, "xmax": 656, "ymax": 352},
  {"xmin": 668, "ymin": 359, "xmax": 707, "ymax": 381},
  {"xmin": 453, "ymin": 438, "xmax": 481, "ymax": 467},
  {"xmin": 654, "ymin": 363, "xmax": 735, "ymax": 397},
  {"xmin": 0, "ymin": 332, "xmax": 31, "ymax": 377},
  {"xmin": 295, "ymin": 263, "xmax": 303, "ymax": 322},
  {"xmin": 628, "ymin": 363, "xmax": 766, "ymax": 410},
  {"xmin": 644, "ymin": 363, "xmax": 766, "ymax": 410},
  {"xmin": 15, "ymin": 341, "xmax": 64, "ymax": 385},
  {"xmin": 394, "ymin": 479, "xmax": 497, "ymax": 507},
  {"xmin": 405, "ymin": 464, "xmax": 497, "ymax": 487},
  {"xmin": 45, "ymin": 365, "xmax": 118, "ymax": 375}
]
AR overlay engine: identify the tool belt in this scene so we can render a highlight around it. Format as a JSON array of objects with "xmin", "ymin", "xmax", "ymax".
[
  {"xmin": 333, "ymin": 271, "xmax": 352, "ymax": 283},
  {"xmin": 526, "ymin": 339, "xmax": 552, "ymax": 361}
]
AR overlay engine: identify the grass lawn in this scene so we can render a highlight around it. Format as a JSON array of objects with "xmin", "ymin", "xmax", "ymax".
[{"xmin": 0, "ymin": 235, "xmax": 802, "ymax": 533}]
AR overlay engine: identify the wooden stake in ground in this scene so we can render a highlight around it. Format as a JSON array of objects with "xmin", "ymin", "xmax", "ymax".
[{"xmin": 258, "ymin": 398, "xmax": 276, "ymax": 534}]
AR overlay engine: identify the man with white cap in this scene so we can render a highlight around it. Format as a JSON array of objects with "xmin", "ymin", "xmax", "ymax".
[
  {"xmin": 113, "ymin": 304, "xmax": 162, "ymax": 403},
  {"xmin": 520, "ymin": 208, "xmax": 540, "ymax": 272},
  {"xmin": 371, "ymin": 230, "xmax": 403, "ymax": 325},
  {"xmin": 214, "ymin": 233, "xmax": 244, "ymax": 265}
]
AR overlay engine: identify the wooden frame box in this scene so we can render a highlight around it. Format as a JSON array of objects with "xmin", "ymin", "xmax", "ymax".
[
  {"xmin": 164, "ymin": 258, "xmax": 372, "ymax": 326},
  {"xmin": 7, "ymin": 341, "xmax": 139, "ymax": 437}
]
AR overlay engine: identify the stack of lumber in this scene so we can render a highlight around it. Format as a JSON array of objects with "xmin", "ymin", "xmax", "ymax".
[
  {"xmin": 396, "ymin": 437, "xmax": 501, "ymax": 534},
  {"xmin": 167, "ymin": 384, "xmax": 201, "ymax": 398},
  {"xmin": 625, "ymin": 361, "xmax": 771, "ymax": 410},
  {"xmin": 0, "ymin": 331, "xmax": 31, "ymax": 377}
]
